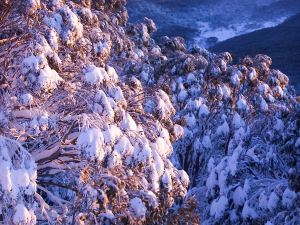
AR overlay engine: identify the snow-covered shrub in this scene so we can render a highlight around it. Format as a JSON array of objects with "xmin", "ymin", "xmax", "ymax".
[
  {"xmin": 152, "ymin": 35, "xmax": 300, "ymax": 225},
  {"xmin": 1, "ymin": 0, "xmax": 298, "ymax": 224},
  {"xmin": 123, "ymin": 19, "xmax": 299, "ymax": 224},
  {"xmin": 0, "ymin": 1, "xmax": 199, "ymax": 224}
]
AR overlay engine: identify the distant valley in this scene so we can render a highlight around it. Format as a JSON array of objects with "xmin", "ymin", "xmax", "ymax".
[{"xmin": 210, "ymin": 13, "xmax": 300, "ymax": 94}]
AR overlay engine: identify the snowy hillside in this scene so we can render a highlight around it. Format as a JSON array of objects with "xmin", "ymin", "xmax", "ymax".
[
  {"xmin": 0, "ymin": 0, "xmax": 299, "ymax": 225},
  {"xmin": 127, "ymin": 0, "xmax": 300, "ymax": 47},
  {"xmin": 210, "ymin": 13, "xmax": 300, "ymax": 95}
]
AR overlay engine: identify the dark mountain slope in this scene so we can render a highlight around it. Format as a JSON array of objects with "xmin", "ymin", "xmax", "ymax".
[{"xmin": 210, "ymin": 13, "xmax": 300, "ymax": 94}]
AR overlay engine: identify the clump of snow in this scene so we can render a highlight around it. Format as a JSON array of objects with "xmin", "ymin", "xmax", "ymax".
[
  {"xmin": 94, "ymin": 39, "xmax": 111, "ymax": 58},
  {"xmin": 267, "ymin": 192, "xmax": 279, "ymax": 212},
  {"xmin": 107, "ymin": 151, "xmax": 122, "ymax": 168},
  {"xmin": 36, "ymin": 34, "xmax": 55, "ymax": 57},
  {"xmin": 230, "ymin": 70, "xmax": 241, "ymax": 86},
  {"xmin": 210, "ymin": 195, "xmax": 228, "ymax": 219},
  {"xmin": 248, "ymin": 68, "xmax": 257, "ymax": 81},
  {"xmin": 186, "ymin": 73, "xmax": 196, "ymax": 83},
  {"xmin": 11, "ymin": 169, "xmax": 31, "ymax": 197},
  {"xmin": 176, "ymin": 170, "xmax": 189, "ymax": 187},
  {"xmin": 259, "ymin": 95, "xmax": 268, "ymax": 111},
  {"xmin": 21, "ymin": 54, "xmax": 62, "ymax": 93},
  {"xmin": 152, "ymin": 149, "xmax": 165, "ymax": 178},
  {"xmin": 216, "ymin": 85, "xmax": 224, "ymax": 99},
  {"xmin": 259, "ymin": 191, "xmax": 268, "ymax": 210},
  {"xmin": 0, "ymin": 138, "xmax": 37, "ymax": 196},
  {"xmin": 133, "ymin": 140, "xmax": 152, "ymax": 164},
  {"xmin": 186, "ymin": 98, "xmax": 202, "ymax": 111},
  {"xmin": 38, "ymin": 65, "xmax": 63, "ymax": 91},
  {"xmin": 22, "ymin": 55, "xmax": 45, "ymax": 74},
  {"xmin": 85, "ymin": 65, "xmax": 108, "ymax": 85},
  {"xmin": 120, "ymin": 112, "xmax": 138, "ymax": 131},
  {"xmin": 106, "ymin": 66, "xmax": 119, "ymax": 83},
  {"xmin": 227, "ymin": 145, "xmax": 242, "ymax": 176},
  {"xmin": 178, "ymin": 88, "xmax": 188, "ymax": 103},
  {"xmin": 153, "ymin": 136, "xmax": 172, "ymax": 158},
  {"xmin": 274, "ymin": 118, "xmax": 284, "ymax": 132},
  {"xmin": 62, "ymin": 6, "xmax": 83, "ymax": 45},
  {"xmin": 44, "ymin": 6, "xmax": 83, "ymax": 46},
  {"xmin": 258, "ymin": 82, "xmax": 270, "ymax": 96},
  {"xmin": 206, "ymin": 169, "xmax": 218, "ymax": 192},
  {"xmin": 151, "ymin": 46, "xmax": 161, "ymax": 55},
  {"xmin": 94, "ymin": 90, "xmax": 114, "ymax": 120},
  {"xmin": 108, "ymin": 86, "xmax": 125, "ymax": 104},
  {"xmin": 202, "ymin": 135, "xmax": 212, "ymax": 149},
  {"xmin": 216, "ymin": 120, "xmax": 229, "ymax": 136},
  {"xmin": 273, "ymin": 86, "xmax": 284, "ymax": 98},
  {"xmin": 156, "ymin": 90, "xmax": 175, "ymax": 120},
  {"xmin": 242, "ymin": 201, "xmax": 257, "ymax": 219},
  {"xmin": 142, "ymin": 191, "xmax": 159, "ymax": 208},
  {"xmin": 13, "ymin": 203, "xmax": 32, "ymax": 225},
  {"xmin": 233, "ymin": 186, "xmax": 247, "ymax": 207},
  {"xmin": 39, "ymin": 114, "xmax": 49, "ymax": 131},
  {"xmin": 43, "ymin": 12, "xmax": 63, "ymax": 34},
  {"xmin": 161, "ymin": 170, "xmax": 172, "ymax": 190},
  {"xmin": 265, "ymin": 222, "xmax": 273, "ymax": 225},
  {"xmin": 198, "ymin": 104, "xmax": 210, "ymax": 116},
  {"xmin": 267, "ymin": 93, "xmax": 275, "ymax": 103},
  {"xmin": 103, "ymin": 125, "xmax": 122, "ymax": 145},
  {"xmin": 21, "ymin": 93, "xmax": 34, "ymax": 106},
  {"xmin": 207, "ymin": 158, "xmax": 215, "ymax": 172},
  {"xmin": 0, "ymin": 160, "xmax": 12, "ymax": 191},
  {"xmin": 129, "ymin": 197, "xmax": 147, "ymax": 219},
  {"xmin": 114, "ymin": 135, "xmax": 134, "ymax": 157},
  {"xmin": 232, "ymin": 112, "xmax": 244, "ymax": 129},
  {"xmin": 185, "ymin": 113, "xmax": 196, "ymax": 128},
  {"xmin": 173, "ymin": 124, "xmax": 184, "ymax": 140},
  {"xmin": 222, "ymin": 84, "xmax": 231, "ymax": 99},
  {"xmin": 48, "ymin": 28, "xmax": 59, "ymax": 51},
  {"xmin": 77, "ymin": 128, "xmax": 105, "ymax": 161},
  {"xmin": 282, "ymin": 188, "xmax": 296, "ymax": 208},
  {"xmin": 218, "ymin": 170, "xmax": 227, "ymax": 195},
  {"xmin": 210, "ymin": 64, "xmax": 221, "ymax": 77},
  {"xmin": 236, "ymin": 96, "xmax": 248, "ymax": 111}
]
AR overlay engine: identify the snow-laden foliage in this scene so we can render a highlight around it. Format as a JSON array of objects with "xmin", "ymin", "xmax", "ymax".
[
  {"xmin": 0, "ymin": 1, "xmax": 198, "ymax": 224},
  {"xmin": 0, "ymin": 137, "xmax": 37, "ymax": 224},
  {"xmin": 119, "ymin": 7, "xmax": 299, "ymax": 225},
  {"xmin": 0, "ymin": 0, "xmax": 299, "ymax": 225},
  {"xmin": 152, "ymin": 39, "xmax": 300, "ymax": 224}
]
